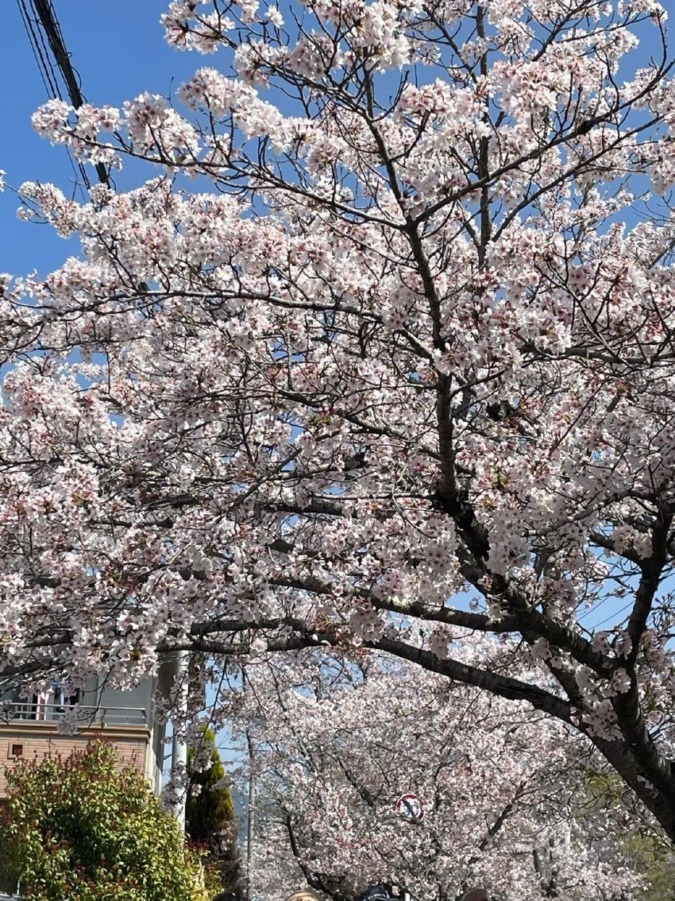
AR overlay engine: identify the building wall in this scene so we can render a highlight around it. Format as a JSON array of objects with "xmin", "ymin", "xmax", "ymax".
[
  {"xmin": 0, "ymin": 722, "xmax": 150, "ymax": 799},
  {"xmin": 96, "ymin": 672, "xmax": 169, "ymax": 793},
  {"xmin": 96, "ymin": 679, "xmax": 154, "ymax": 724},
  {"xmin": 0, "ymin": 658, "xmax": 180, "ymax": 799}
]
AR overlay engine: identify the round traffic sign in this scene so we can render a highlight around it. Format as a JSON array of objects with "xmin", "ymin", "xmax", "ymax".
[{"xmin": 395, "ymin": 793, "xmax": 424, "ymax": 824}]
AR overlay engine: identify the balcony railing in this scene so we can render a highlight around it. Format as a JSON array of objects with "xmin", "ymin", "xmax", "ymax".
[{"xmin": 0, "ymin": 702, "xmax": 147, "ymax": 727}]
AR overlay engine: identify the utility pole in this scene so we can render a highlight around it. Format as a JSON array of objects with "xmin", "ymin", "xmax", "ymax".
[
  {"xmin": 246, "ymin": 728, "xmax": 256, "ymax": 901},
  {"xmin": 170, "ymin": 648, "xmax": 190, "ymax": 830},
  {"xmin": 243, "ymin": 667, "xmax": 255, "ymax": 901}
]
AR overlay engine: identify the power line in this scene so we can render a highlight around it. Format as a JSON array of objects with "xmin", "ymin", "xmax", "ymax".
[
  {"xmin": 31, "ymin": 0, "xmax": 86, "ymax": 108},
  {"xmin": 17, "ymin": 0, "xmax": 59, "ymax": 99},
  {"xmin": 17, "ymin": 0, "xmax": 111, "ymax": 191},
  {"xmin": 17, "ymin": 0, "xmax": 90, "ymax": 195},
  {"xmin": 31, "ymin": 0, "xmax": 110, "ymax": 188}
]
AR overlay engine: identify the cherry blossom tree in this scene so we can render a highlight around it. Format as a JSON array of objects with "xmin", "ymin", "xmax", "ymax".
[
  {"xmin": 1, "ymin": 0, "xmax": 675, "ymax": 843},
  {"xmin": 240, "ymin": 650, "xmax": 648, "ymax": 901}
]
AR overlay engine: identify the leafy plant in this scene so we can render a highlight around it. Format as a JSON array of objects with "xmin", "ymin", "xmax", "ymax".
[{"xmin": 1, "ymin": 741, "xmax": 208, "ymax": 901}]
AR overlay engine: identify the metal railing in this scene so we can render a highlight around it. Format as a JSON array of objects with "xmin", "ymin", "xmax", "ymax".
[{"xmin": 0, "ymin": 702, "xmax": 147, "ymax": 727}]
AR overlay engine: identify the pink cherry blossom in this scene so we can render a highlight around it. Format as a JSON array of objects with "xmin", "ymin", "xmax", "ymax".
[{"xmin": 0, "ymin": 0, "xmax": 675, "ymax": 848}]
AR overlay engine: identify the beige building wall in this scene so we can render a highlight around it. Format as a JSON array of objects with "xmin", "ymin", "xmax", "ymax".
[{"xmin": 0, "ymin": 722, "xmax": 151, "ymax": 799}]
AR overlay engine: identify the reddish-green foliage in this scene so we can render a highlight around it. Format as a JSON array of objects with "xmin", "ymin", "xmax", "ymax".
[{"xmin": 1, "ymin": 741, "xmax": 207, "ymax": 901}]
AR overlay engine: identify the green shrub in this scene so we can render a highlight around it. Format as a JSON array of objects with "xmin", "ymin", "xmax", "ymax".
[{"xmin": 1, "ymin": 741, "xmax": 208, "ymax": 901}]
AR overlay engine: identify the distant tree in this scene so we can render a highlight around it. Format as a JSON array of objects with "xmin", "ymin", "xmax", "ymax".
[
  {"xmin": 580, "ymin": 772, "xmax": 675, "ymax": 901},
  {"xmin": 621, "ymin": 833, "xmax": 675, "ymax": 901},
  {"xmin": 0, "ymin": 741, "xmax": 207, "ymax": 901},
  {"xmin": 242, "ymin": 649, "xmax": 649, "ymax": 901},
  {"xmin": 187, "ymin": 727, "xmax": 243, "ymax": 896}
]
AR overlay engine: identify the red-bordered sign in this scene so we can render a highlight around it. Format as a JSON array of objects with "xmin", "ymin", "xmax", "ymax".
[{"xmin": 395, "ymin": 793, "xmax": 424, "ymax": 824}]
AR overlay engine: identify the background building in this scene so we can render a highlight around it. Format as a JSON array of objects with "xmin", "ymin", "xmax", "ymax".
[{"xmin": 0, "ymin": 658, "xmax": 176, "ymax": 800}]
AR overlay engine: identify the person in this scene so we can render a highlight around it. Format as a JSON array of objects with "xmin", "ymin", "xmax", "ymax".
[
  {"xmin": 286, "ymin": 891, "xmax": 322, "ymax": 901},
  {"xmin": 355, "ymin": 887, "xmax": 392, "ymax": 901}
]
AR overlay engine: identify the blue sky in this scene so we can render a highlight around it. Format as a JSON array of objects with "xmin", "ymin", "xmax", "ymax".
[
  {"xmin": 1, "ymin": 2, "xmax": 663, "ymax": 279},
  {"xmin": 0, "ymin": 0, "xmax": 201, "ymax": 277}
]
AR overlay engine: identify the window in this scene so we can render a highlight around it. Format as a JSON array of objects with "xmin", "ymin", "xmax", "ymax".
[{"xmin": 9, "ymin": 743, "xmax": 23, "ymax": 758}]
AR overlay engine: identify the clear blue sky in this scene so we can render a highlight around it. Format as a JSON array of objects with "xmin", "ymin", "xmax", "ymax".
[
  {"xmin": 1, "ymin": 2, "xmax": 662, "ymax": 279},
  {"xmin": 0, "ymin": 0, "xmax": 200, "ymax": 277}
]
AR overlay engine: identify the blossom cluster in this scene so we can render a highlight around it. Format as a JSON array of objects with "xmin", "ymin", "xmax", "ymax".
[{"xmin": 1, "ymin": 0, "xmax": 675, "ymax": 840}]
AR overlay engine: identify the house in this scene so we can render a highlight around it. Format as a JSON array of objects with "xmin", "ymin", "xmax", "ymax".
[{"xmin": 0, "ymin": 657, "xmax": 177, "ymax": 800}]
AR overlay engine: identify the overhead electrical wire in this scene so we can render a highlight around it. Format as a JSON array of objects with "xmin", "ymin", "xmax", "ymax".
[
  {"xmin": 17, "ymin": 0, "xmax": 59, "ymax": 99},
  {"xmin": 17, "ymin": 0, "xmax": 88, "ymax": 197},
  {"xmin": 16, "ymin": 0, "xmax": 111, "ymax": 192},
  {"xmin": 31, "ymin": 1, "xmax": 62, "ymax": 97},
  {"xmin": 30, "ymin": 0, "xmax": 111, "ymax": 188}
]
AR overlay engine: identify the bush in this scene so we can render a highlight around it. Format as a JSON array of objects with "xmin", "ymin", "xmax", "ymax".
[{"xmin": 1, "ymin": 741, "xmax": 208, "ymax": 901}]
